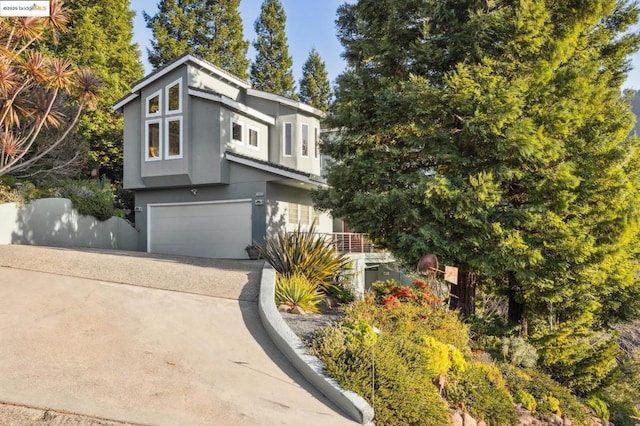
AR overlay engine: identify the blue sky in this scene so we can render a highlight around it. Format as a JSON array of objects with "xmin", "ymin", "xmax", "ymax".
[{"xmin": 129, "ymin": 0, "xmax": 640, "ymax": 90}]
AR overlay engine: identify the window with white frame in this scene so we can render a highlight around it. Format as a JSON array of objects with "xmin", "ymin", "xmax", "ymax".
[
  {"xmin": 165, "ymin": 78, "xmax": 182, "ymax": 114},
  {"xmin": 146, "ymin": 90, "xmax": 161, "ymax": 117},
  {"xmin": 165, "ymin": 117, "xmax": 182, "ymax": 158},
  {"xmin": 315, "ymin": 127, "xmax": 320, "ymax": 158},
  {"xmin": 283, "ymin": 122, "xmax": 293, "ymax": 156},
  {"xmin": 248, "ymin": 127, "xmax": 259, "ymax": 148},
  {"xmin": 301, "ymin": 124, "xmax": 309, "ymax": 157},
  {"xmin": 232, "ymin": 121, "xmax": 243, "ymax": 144},
  {"xmin": 145, "ymin": 119, "xmax": 162, "ymax": 160}
]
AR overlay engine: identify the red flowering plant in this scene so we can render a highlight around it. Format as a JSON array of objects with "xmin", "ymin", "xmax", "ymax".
[{"xmin": 372, "ymin": 279, "xmax": 443, "ymax": 310}]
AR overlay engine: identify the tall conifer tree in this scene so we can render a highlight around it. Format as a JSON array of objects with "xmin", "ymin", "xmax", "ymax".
[
  {"xmin": 50, "ymin": 0, "xmax": 143, "ymax": 182},
  {"xmin": 299, "ymin": 48, "xmax": 331, "ymax": 112},
  {"xmin": 144, "ymin": 0, "xmax": 249, "ymax": 78},
  {"xmin": 314, "ymin": 0, "xmax": 640, "ymax": 391},
  {"xmin": 250, "ymin": 0, "xmax": 296, "ymax": 98}
]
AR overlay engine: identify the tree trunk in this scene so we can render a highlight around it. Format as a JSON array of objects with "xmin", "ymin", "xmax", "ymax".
[
  {"xmin": 450, "ymin": 270, "xmax": 476, "ymax": 317},
  {"xmin": 507, "ymin": 276, "xmax": 528, "ymax": 336}
]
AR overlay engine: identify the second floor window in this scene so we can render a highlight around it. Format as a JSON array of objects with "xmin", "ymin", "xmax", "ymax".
[
  {"xmin": 146, "ymin": 120, "xmax": 161, "ymax": 160},
  {"xmin": 284, "ymin": 122, "xmax": 292, "ymax": 156},
  {"xmin": 232, "ymin": 121, "xmax": 243, "ymax": 143},
  {"xmin": 315, "ymin": 128, "xmax": 320, "ymax": 158},
  {"xmin": 249, "ymin": 128, "xmax": 258, "ymax": 148},
  {"xmin": 301, "ymin": 124, "xmax": 309, "ymax": 157}
]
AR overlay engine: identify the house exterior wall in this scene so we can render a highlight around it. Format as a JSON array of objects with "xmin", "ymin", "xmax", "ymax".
[
  {"xmin": 187, "ymin": 64, "xmax": 244, "ymax": 102},
  {"xmin": 123, "ymin": 100, "xmax": 144, "ymax": 189},
  {"xmin": 221, "ymin": 107, "xmax": 269, "ymax": 162},
  {"xmin": 189, "ymin": 97, "xmax": 223, "ymax": 184},
  {"xmin": 265, "ymin": 182, "xmax": 332, "ymax": 237},
  {"xmin": 139, "ymin": 67, "xmax": 190, "ymax": 185}
]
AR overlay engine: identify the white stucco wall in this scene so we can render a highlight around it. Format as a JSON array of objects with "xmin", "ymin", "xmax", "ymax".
[{"xmin": 0, "ymin": 198, "xmax": 138, "ymax": 250}]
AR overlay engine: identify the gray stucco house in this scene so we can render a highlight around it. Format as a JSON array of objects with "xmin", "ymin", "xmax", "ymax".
[{"xmin": 113, "ymin": 54, "xmax": 333, "ymax": 259}]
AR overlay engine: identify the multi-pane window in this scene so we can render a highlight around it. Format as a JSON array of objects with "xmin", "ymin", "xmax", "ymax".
[
  {"xmin": 232, "ymin": 122, "xmax": 243, "ymax": 143},
  {"xmin": 146, "ymin": 120, "xmax": 161, "ymax": 160},
  {"xmin": 299, "ymin": 204, "xmax": 310, "ymax": 224},
  {"xmin": 249, "ymin": 128, "xmax": 258, "ymax": 148},
  {"xmin": 287, "ymin": 203, "xmax": 299, "ymax": 224},
  {"xmin": 144, "ymin": 78, "xmax": 183, "ymax": 161},
  {"xmin": 301, "ymin": 124, "xmax": 309, "ymax": 157},
  {"xmin": 284, "ymin": 122, "xmax": 292, "ymax": 156}
]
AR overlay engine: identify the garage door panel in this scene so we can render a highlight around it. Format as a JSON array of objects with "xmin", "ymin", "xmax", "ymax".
[{"xmin": 149, "ymin": 201, "xmax": 252, "ymax": 259}]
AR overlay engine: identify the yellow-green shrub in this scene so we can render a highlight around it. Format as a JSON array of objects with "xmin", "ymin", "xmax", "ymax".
[
  {"xmin": 585, "ymin": 396, "xmax": 609, "ymax": 421},
  {"xmin": 516, "ymin": 390, "xmax": 537, "ymax": 412},
  {"xmin": 275, "ymin": 273, "xmax": 323, "ymax": 313}
]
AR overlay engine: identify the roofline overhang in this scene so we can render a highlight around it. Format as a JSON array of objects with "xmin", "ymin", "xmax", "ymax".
[
  {"xmin": 188, "ymin": 88, "xmax": 275, "ymax": 125},
  {"xmin": 246, "ymin": 88, "xmax": 326, "ymax": 119},
  {"xmin": 226, "ymin": 152, "xmax": 327, "ymax": 187}
]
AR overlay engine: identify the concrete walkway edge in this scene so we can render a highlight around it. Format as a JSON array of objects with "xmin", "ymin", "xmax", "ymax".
[{"xmin": 257, "ymin": 263, "xmax": 375, "ymax": 425}]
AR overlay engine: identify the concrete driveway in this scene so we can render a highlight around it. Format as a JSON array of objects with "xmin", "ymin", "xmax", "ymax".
[{"xmin": 0, "ymin": 245, "xmax": 356, "ymax": 425}]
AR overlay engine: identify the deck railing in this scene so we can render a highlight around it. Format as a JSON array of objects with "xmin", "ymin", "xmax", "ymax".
[{"xmin": 318, "ymin": 232, "xmax": 378, "ymax": 253}]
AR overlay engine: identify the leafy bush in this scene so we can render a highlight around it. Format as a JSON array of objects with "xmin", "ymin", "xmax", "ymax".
[
  {"xmin": 57, "ymin": 177, "xmax": 115, "ymax": 221},
  {"xmin": 310, "ymin": 324, "xmax": 450, "ymax": 425},
  {"xmin": 515, "ymin": 389, "xmax": 537, "ymax": 412},
  {"xmin": 444, "ymin": 360, "xmax": 518, "ymax": 425},
  {"xmin": 275, "ymin": 273, "xmax": 323, "ymax": 313},
  {"xmin": 499, "ymin": 363, "xmax": 591, "ymax": 425},
  {"xmin": 0, "ymin": 182, "xmax": 23, "ymax": 204},
  {"xmin": 585, "ymin": 396, "xmax": 609, "ymax": 422},
  {"xmin": 598, "ymin": 354, "xmax": 640, "ymax": 425},
  {"xmin": 532, "ymin": 317, "xmax": 620, "ymax": 394},
  {"xmin": 501, "ymin": 336, "xmax": 539, "ymax": 368},
  {"xmin": 257, "ymin": 220, "xmax": 353, "ymax": 299}
]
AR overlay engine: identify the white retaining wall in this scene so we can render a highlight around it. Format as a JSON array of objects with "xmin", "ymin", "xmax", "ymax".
[{"xmin": 0, "ymin": 198, "xmax": 138, "ymax": 250}]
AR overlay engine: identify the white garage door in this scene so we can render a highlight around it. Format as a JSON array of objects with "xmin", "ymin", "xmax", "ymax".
[{"xmin": 148, "ymin": 200, "xmax": 252, "ymax": 259}]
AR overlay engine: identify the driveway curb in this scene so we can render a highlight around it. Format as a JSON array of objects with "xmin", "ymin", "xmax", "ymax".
[{"xmin": 257, "ymin": 263, "xmax": 374, "ymax": 425}]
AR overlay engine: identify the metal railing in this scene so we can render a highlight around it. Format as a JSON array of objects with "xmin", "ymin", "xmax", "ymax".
[{"xmin": 318, "ymin": 232, "xmax": 378, "ymax": 253}]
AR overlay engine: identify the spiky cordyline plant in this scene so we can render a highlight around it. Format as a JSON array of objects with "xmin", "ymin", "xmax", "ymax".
[
  {"xmin": 257, "ymin": 220, "xmax": 353, "ymax": 293},
  {"xmin": 0, "ymin": 0, "xmax": 101, "ymax": 177},
  {"xmin": 275, "ymin": 273, "xmax": 324, "ymax": 313}
]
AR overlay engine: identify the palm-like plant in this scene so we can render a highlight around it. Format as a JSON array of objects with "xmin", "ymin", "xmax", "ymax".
[
  {"xmin": 0, "ymin": 0, "xmax": 101, "ymax": 177},
  {"xmin": 275, "ymin": 273, "xmax": 324, "ymax": 313},
  {"xmin": 257, "ymin": 220, "xmax": 353, "ymax": 295}
]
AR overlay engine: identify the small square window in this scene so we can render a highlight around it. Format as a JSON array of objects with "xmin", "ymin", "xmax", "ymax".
[
  {"xmin": 301, "ymin": 124, "xmax": 309, "ymax": 157},
  {"xmin": 232, "ymin": 122, "xmax": 243, "ymax": 143},
  {"xmin": 249, "ymin": 128, "xmax": 258, "ymax": 148}
]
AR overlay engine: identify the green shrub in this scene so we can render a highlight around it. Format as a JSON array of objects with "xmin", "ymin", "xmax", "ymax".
[
  {"xmin": 598, "ymin": 354, "xmax": 640, "ymax": 425},
  {"xmin": 585, "ymin": 395, "xmax": 609, "ymax": 421},
  {"xmin": 499, "ymin": 363, "xmax": 591, "ymax": 425},
  {"xmin": 275, "ymin": 273, "xmax": 323, "ymax": 313},
  {"xmin": 257, "ymin": 220, "xmax": 353, "ymax": 297},
  {"xmin": 57, "ymin": 178, "xmax": 115, "ymax": 221},
  {"xmin": 501, "ymin": 336, "xmax": 539, "ymax": 368},
  {"xmin": 541, "ymin": 395, "xmax": 561, "ymax": 416},
  {"xmin": 516, "ymin": 390, "xmax": 537, "ymax": 412},
  {"xmin": 444, "ymin": 361, "xmax": 518, "ymax": 425},
  {"xmin": 310, "ymin": 325, "xmax": 450, "ymax": 425},
  {"xmin": 0, "ymin": 182, "xmax": 23, "ymax": 204}
]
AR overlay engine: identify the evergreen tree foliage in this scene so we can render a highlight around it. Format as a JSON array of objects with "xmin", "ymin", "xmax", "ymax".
[
  {"xmin": 50, "ymin": 0, "xmax": 143, "ymax": 182},
  {"xmin": 144, "ymin": 0, "xmax": 249, "ymax": 78},
  {"xmin": 299, "ymin": 48, "xmax": 332, "ymax": 112},
  {"xmin": 250, "ymin": 0, "xmax": 296, "ymax": 98},
  {"xmin": 314, "ymin": 0, "xmax": 640, "ymax": 375}
]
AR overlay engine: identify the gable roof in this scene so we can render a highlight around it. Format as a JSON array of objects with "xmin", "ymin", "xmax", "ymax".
[
  {"xmin": 226, "ymin": 152, "xmax": 326, "ymax": 186},
  {"xmin": 112, "ymin": 53, "xmax": 325, "ymax": 118}
]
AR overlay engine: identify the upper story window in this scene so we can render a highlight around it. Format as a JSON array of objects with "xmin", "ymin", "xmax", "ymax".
[
  {"xmin": 165, "ymin": 78, "xmax": 182, "ymax": 114},
  {"xmin": 165, "ymin": 117, "xmax": 183, "ymax": 159},
  {"xmin": 232, "ymin": 121, "xmax": 243, "ymax": 144},
  {"xmin": 315, "ymin": 127, "xmax": 320, "ymax": 158},
  {"xmin": 146, "ymin": 90, "xmax": 161, "ymax": 117},
  {"xmin": 145, "ymin": 119, "xmax": 162, "ymax": 161},
  {"xmin": 283, "ymin": 122, "xmax": 293, "ymax": 156},
  {"xmin": 248, "ymin": 127, "xmax": 259, "ymax": 149},
  {"xmin": 301, "ymin": 124, "xmax": 309, "ymax": 157},
  {"xmin": 144, "ymin": 78, "xmax": 183, "ymax": 161}
]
